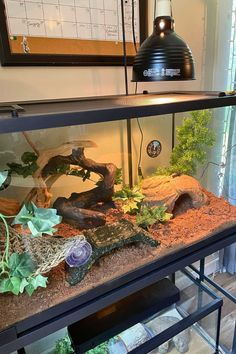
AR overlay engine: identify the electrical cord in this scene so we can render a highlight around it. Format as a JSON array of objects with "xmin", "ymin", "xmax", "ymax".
[
  {"xmin": 132, "ymin": 0, "xmax": 144, "ymax": 178},
  {"xmin": 131, "ymin": 0, "xmax": 138, "ymax": 53},
  {"xmin": 200, "ymin": 142, "xmax": 236, "ymax": 201}
]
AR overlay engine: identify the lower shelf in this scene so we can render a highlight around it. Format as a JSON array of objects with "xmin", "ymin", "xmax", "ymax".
[{"xmin": 69, "ymin": 270, "xmax": 223, "ymax": 354}]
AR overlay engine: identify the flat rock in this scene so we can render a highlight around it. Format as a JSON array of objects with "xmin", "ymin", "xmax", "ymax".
[{"xmin": 141, "ymin": 175, "xmax": 208, "ymax": 212}]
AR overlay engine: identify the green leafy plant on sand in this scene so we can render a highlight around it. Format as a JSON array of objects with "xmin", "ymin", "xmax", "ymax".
[
  {"xmin": 113, "ymin": 185, "xmax": 144, "ymax": 214},
  {"xmin": 156, "ymin": 110, "xmax": 215, "ymax": 176},
  {"xmin": 136, "ymin": 205, "xmax": 172, "ymax": 229},
  {"xmin": 0, "ymin": 172, "xmax": 61, "ymax": 296}
]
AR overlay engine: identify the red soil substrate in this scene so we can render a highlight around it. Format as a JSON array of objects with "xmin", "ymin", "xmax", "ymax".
[{"xmin": 1, "ymin": 191, "xmax": 236, "ymax": 331}]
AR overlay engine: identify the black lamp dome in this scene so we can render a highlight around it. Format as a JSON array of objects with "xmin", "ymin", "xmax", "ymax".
[{"xmin": 132, "ymin": 16, "xmax": 195, "ymax": 82}]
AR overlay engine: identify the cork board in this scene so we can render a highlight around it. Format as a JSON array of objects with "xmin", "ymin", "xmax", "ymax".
[{"xmin": 0, "ymin": 0, "xmax": 148, "ymax": 66}]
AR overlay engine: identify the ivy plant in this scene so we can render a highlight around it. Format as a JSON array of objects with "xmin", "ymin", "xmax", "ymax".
[
  {"xmin": 7, "ymin": 151, "xmax": 38, "ymax": 178},
  {"xmin": 44, "ymin": 163, "xmax": 91, "ymax": 182},
  {"xmin": 156, "ymin": 110, "xmax": 215, "ymax": 176},
  {"xmin": 13, "ymin": 202, "xmax": 62, "ymax": 237},
  {"xmin": 113, "ymin": 185, "xmax": 144, "ymax": 214},
  {"xmin": 114, "ymin": 168, "xmax": 123, "ymax": 185},
  {"xmin": 0, "ymin": 176, "xmax": 61, "ymax": 295},
  {"xmin": 136, "ymin": 205, "xmax": 172, "ymax": 229}
]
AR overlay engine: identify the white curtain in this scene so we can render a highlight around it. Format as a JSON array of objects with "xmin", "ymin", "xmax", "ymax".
[{"xmin": 204, "ymin": 0, "xmax": 236, "ymax": 273}]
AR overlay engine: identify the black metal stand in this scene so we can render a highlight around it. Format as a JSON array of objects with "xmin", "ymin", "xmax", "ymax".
[
  {"xmin": 190, "ymin": 258, "xmax": 236, "ymax": 354},
  {"xmin": 17, "ymin": 349, "xmax": 26, "ymax": 354}
]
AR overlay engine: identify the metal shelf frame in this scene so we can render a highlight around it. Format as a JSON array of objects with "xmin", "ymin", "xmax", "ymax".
[
  {"xmin": 190, "ymin": 260, "xmax": 236, "ymax": 354},
  {"xmin": 0, "ymin": 91, "xmax": 236, "ymax": 134}
]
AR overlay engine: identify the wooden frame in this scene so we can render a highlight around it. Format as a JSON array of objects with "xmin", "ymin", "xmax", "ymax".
[{"xmin": 0, "ymin": 0, "xmax": 148, "ymax": 66}]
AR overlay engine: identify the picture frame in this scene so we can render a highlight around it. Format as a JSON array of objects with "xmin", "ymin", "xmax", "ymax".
[{"xmin": 0, "ymin": 0, "xmax": 148, "ymax": 66}]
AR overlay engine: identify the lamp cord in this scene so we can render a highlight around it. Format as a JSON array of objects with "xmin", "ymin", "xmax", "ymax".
[
  {"xmin": 121, "ymin": 0, "xmax": 133, "ymax": 187},
  {"xmin": 170, "ymin": 0, "xmax": 173, "ymax": 17},
  {"xmin": 132, "ymin": 0, "xmax": 144, "ymax": 178},
  {"xmin": 121, "ymin": 0, "xmax": 129, "ymax": 96},
  {"xmin": 131, "ymin": 0, "xmax": 138, "ymax": 53}
]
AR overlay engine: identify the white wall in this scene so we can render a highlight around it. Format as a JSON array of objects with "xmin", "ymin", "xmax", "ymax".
[{"xmin": 0, "ymin": 0, "xmax": 205, "ymax": 102}]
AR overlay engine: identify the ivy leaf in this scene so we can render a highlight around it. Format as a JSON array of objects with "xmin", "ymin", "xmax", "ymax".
[
  {"xmin": 7, "ymin": 151, "xmax": 38, "ymax": 178},
  {"xmin": 25, "ymin": 275, "xmax": 48, "ymax": 296},
  {"xmin": 25, "ymin": 283, "xmax": 35, "ymax": 296},
  {"xmin": 21, "ymin": 152, "xmax": 38, "ymax": 164},
  {"xmin": 0, "ymin": 171, "xmax": 8, "ymax": 188},
  {"xmin": 0, "ymin": 277, "xmax": 22, "ymax": 295},
  {"xmin": 9, "ymin": 253, "xmax": 35, "ymax": 278},
  {"xmin": 19, "ymin": 278, "xmax": 29, "ymax": 293},
  {"xmin": 0, "ymin": 278, "xmax": 12, "ymax": 294},
  {"xmin": 13, "ymin": 202, "xmax": 62, "ymax": 237}
]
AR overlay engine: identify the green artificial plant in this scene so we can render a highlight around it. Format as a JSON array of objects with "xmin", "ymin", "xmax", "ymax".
[
  {"xmin": 113, "ymin": 185, "xmax": 144, "ymax": 214},
  {"xmin": 136, "ymin": 205, "xmax": 172, "ymax": 229},
  {"xmin": 7, "ymin": 151, "xmax": 39, "ymax": 178},
  {"xmin": 53, "ymin": 335, "xmax": 108, "ymax": 354},
  {"xmin": 54, "ymin": 335, "xmax": 74, "ymax": 354},
  {"xmin": 0, "ymin": 174, "xmax": 62, "ymax": 296},
  {"xmin": 156, "ymin": 110, "xmax": 215, "ymax": 176}
]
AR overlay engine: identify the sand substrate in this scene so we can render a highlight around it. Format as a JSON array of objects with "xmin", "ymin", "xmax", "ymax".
[{"xmin": 1, "ymin": 191, "xmax": 236, "ymax": 331}]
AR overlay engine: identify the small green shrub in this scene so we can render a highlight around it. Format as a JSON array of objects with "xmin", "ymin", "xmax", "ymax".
[
  {"xmin": 156, "ymin": 110, "xmax": 215, "ymax": 176},
  {"xmin": 54, "ymin": 335, "xmax": 74, "ymax": 354},
  {"xmin": 136, "ymin": 205, "xmax": 172, "ymax": 229},
  {"xmin": 113, "ymin": 185, "xmax": 144, "ymax": 214}
]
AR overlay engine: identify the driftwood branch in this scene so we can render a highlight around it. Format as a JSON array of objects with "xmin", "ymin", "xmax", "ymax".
[
  {"xmin": 51, "ymin": 148, "xmax": 117, "ymax": 229},
  {"xmin": 24, "ymin": 141, "xmax": 96, "ymax": 208}
]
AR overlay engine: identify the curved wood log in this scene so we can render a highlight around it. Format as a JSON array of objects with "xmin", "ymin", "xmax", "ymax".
[
  {"xmin": 54, "ymin": 198, "xmax": 106, "ymax": 229},
  {"xmin": 51, "ymin": 148, "xmax": 117, "ymax": 228},
  {"xmin": 23, "ymin": 140, "xmax": 96, "ymax": 208}
]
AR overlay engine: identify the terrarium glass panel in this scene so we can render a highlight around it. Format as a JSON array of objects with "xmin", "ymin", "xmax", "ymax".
[{"xmin": 0, "ymin": 107, "xmax": 235, "ymax": 334}]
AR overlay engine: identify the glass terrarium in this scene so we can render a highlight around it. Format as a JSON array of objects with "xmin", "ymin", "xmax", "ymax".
[{"xmin": 0, "ymin": 92, "xmax": 235, "ymax": 353}]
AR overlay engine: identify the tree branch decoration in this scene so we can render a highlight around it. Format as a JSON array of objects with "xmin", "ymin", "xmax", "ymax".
[{"xmin": 52, "ymin": 147, "xmax": 117, "ymax": 229}]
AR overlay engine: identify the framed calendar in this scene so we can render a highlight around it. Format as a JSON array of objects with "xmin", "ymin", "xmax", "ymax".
[{"xmin": 0, "ymin": 0, "xmax": 148, "ymax": 66}]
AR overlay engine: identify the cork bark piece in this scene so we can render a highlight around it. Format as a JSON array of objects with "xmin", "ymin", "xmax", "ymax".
[{"xmin": 66, "ymin": 219, "xmax": 159, "ymax": 285}]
